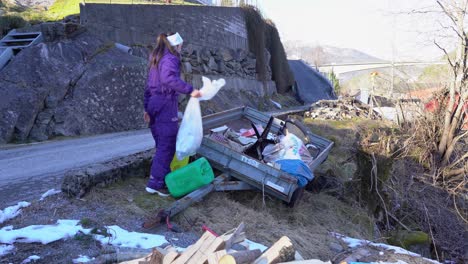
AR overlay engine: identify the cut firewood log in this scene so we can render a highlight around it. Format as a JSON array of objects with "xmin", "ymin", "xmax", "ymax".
[
  {"xmin": 187, "ymin": 235, "xmax": 224, "ymax": 264},
  {"xmin": 277, "ymin": 260, "xmax": 332, "ymax": 264},
  {"xmin": 172, "ymin": 232, "xmax": 216, "ymax": 264},
  {"xmin": 253, "ymin": 236, "xmax": 295, "ymax": 264},
  {"xmin": 207, "ymin": 250, "xmax": 228, "ymax": 264},
  {"xmin": 162, "ymin": 251, "xmax": 179, "ymax": 264},
  {"xmin": 223, "ymin": 222, "xmax": 245, "ymax": 250},
  {"xmin": 219, "ymin": 249, "xmax": 262, "ymax": 264},
  {"xmin": 147, "ymin": 248, "xmax": 164, "ymax": 264}
]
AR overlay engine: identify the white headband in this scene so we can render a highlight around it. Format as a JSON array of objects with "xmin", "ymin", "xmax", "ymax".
[{"xmin": 167, "ymin": 32, "xmax": 183, "ymax": 46}]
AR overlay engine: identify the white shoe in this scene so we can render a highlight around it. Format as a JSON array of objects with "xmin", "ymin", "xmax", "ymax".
[{"xmin": 145, "ymin": 187, "xmax": 170, "ymax": 197}]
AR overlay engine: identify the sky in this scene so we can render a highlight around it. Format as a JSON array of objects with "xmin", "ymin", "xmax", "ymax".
[{"xmin": 257, "ymin": 0, "xmax": 463, "ymax": 61}]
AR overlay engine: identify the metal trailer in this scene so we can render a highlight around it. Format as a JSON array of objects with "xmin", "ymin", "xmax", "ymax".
[
  {"xmin": 198, "ymin": 106, "xmax": 334, "ymax": 204},
  {"xmin": 143, "ymin": 106, "xmax": 334, "ymax": 229}
]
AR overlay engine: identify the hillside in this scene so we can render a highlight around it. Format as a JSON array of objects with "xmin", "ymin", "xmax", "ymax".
[
  {"xmin": 284, "ymin": 41, "xmax": 384, "ymax": 65},
  {"xmin": 9, "ymin": 0, "xmax": 55, "ymax": 7}
]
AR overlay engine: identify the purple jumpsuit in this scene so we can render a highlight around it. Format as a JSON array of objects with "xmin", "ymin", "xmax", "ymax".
[{"xmin": 144, "ymin": 48, "xmax": 193, "ymax": 190}]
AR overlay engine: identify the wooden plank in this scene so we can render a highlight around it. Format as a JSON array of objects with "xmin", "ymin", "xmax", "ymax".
[
  {"xmin": 207, "ymin": 250, "xmax": 227, "ymax": 264},
  {"xmin": 162, "ymin": 251, "xmax": 179, "ymax": 264},
  {"xmin": 186, "ymin": 234, "xmax": 220, "ymax": 264},
  {"xmin": 224, "ymin": 222, "xmax": 245, "ymax": 250},
  {"xmin": 172, "ymin": 232, "xmax": 215, "ymax": 264},
  {"xmin": 254, "ymin": 236, "xmax": 295, "ymax": 264},
  {"xmin": 166, "ymin": 175, "xmax": 229, "ymax": 218}
]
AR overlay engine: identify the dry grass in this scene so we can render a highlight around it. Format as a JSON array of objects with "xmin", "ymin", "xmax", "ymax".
[{"xmin": 180, "ymin": 191, "xmax": 374, "ymax": 260}]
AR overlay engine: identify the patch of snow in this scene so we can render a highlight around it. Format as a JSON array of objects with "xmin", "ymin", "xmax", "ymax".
[
  {"xmin": 39, "ymin": 189, "xmax": 61, "ymax": 201},
  {"xmin": 0, "ymin": 220, "xmax": 90, "ymax": 244},
  {"xmin": 72, "ymin": 255, "xmax": 95, "ymax": 263},
  {"xmin": 332, "ymin": 233, "xmax": 441, "ymax": 264},
  {"xmin": 0, "ymin": 202, "xmax": 31, "ymax": 224},
  {"xmin": 21, "ymin": 255, "xmax": 40, "ymax": 263},
  {"xmin": 95, "ymin": 225, "xmax": 168, "ymax": 249},
  {"xmin": 0, "ymin": 244, "xmax": 15, "ymax": 257},
  {"xmin": 244, "ymin": 239, "xmax": 268, "ymax": 252},
  {"xmin": 0, "ymin": 220, "xmax": 169, "ymax": 253}
]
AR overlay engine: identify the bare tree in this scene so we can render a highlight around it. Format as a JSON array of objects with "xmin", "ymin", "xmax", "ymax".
[
  {"xmin": 433, "ymin": 0, "xmax": 467, "ymax": 177},
  {"xmin": 311, "ymin": 46, "xmax": 325, "ymax": 68},
  {"xmin": 401, "ymin": 0, "xmax": 467, "ymax": 190}
]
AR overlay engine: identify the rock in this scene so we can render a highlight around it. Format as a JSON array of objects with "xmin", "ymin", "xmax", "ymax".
[
  {"xmin": 329, "ymin": 242, "xmax": 344, "ymax": 253},
  {"xmin": 200, "ymin": 48, "xmax": 211, "ymax": 63},
  {"xmin": 202, "ymin": 64, "xmax": 209, "ymax": 73},
  {"xmin": 343, "ymin": 248, "xmax": 371, "ymax": 263},
  {"xmin": 40, "ymin": 22, "xmax": 86, "ymax": 42},
  {"xmin": 218, "ymin": 48, "xmax": 234, "ymax": 62},
  {"xmin": 29, "ymin": 124, "xmax": 49, "ymax": 141},
  {"xmin": 182, "ymin": 62, "xmax": 192, "ymax": 74},
  {"xmin": 36, "ymin": 109, "xmax": 54, "ymax": 125},
  {"xmin": 227, "ymin": 61, "xmax": 242, "ymax": 71},
  {"xmin": 241, "ymin": 57, "xmax": 256, "ymax": 71},
  {"xmin": 235, "ymin": 49, "xmax": 248, "ymax": 61},
  {"xmin": 183, "ymin": 43, "xmax": 194, "ymax": 57},
  {"xmin": 217, "ymin": 60, "xmax": 226, "ymax": 73},
  {"xmin": 189, "ymin": 61, "xmax": 199, "ymax": 67},
  {"xmin": 388, "ymin": 231, "xmax": 430, "ymax": 253},
  {"xmin": 0, "ymin": 31, "xmax": 147, "ymax": 143},
  {"xmin": 192, "ymin": 65, "xmax": 202, "ymax": 74},
  {"xmin": 208, "ymin": 57, "xmax": 217, "ymax": 71},
  {"xmin": 0, "ymin": 109, "xmax": 19, "ymax": 144},
  {"xmin": 45, "ymin": 95, "xmax": 58, "ymax": 109}
]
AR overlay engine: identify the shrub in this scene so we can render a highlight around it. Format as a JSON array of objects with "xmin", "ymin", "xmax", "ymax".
[{"xmin": 0, "ymin": 15, "xmax": 26, "ymax": 35}]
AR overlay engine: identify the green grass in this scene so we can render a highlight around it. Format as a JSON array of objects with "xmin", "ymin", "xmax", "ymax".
[
  {"xmin": 47, "ymin": 0, "xmax": 81, "ymax": 20},
  {"xmin": 47, "ymin": 0, "xmax": 200, "ymax": 20}
]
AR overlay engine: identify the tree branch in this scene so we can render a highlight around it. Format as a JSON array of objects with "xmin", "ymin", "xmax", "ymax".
[
  {"xmin": 434, "ymin": 40, "xmax": 455, "ymax": 68},
  {"xmin": 437, "ymin": 0, "xmax": 458, "ymax": 26},
  {"xmin": 448, "ymin": 152, "xmax": 468, "ymax": 169}
]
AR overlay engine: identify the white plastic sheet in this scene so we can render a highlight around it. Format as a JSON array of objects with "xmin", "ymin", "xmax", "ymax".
[{"xmin": 176, "ymin": 76, "xmax": 226, "ymax": 160}]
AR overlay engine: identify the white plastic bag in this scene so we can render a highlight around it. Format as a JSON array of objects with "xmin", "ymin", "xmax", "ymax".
[
  {"xmin": 176, "ymin": 76, "xmax": 226, "ymax": 160},
  {"xmin": 279, "ymin": 133, "xmax": 303, "ymax": 160},
  {"xmin": 199, "ymin": 76, "xmax": 226, "ymax": 101}
]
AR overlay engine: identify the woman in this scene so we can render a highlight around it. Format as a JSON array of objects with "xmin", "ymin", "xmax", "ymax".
[{"xmin": 144, "ymin": 32, "xmax": 201, "ymax": 196}]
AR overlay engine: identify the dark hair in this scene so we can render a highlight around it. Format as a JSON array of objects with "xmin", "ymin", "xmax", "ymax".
[{"xmin": 150, "ymin": 32, "xmax": 177, "ymax": 68}]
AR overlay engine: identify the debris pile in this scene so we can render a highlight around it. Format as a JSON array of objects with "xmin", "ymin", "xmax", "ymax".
[
  {"xmin": 304, "ymin": 99, "xmax": 382, "ymax": 120},
  {"xmin": 122, "ymin": 223, "xmax": 330, "ymax": 264}
]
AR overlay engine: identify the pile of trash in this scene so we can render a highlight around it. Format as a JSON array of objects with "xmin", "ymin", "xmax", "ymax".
[
  {"xmin": 304, "ymin": 99, "xmax": 382, "ymax": 120},
  {"xmin": 205, "ymin": 123, "xmax": 316, "ymax": 187}
]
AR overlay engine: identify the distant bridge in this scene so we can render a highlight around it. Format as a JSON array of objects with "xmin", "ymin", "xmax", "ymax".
[{"xmin": 318, "ymin": 61, "xmax": 447, "ymax": 75}]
